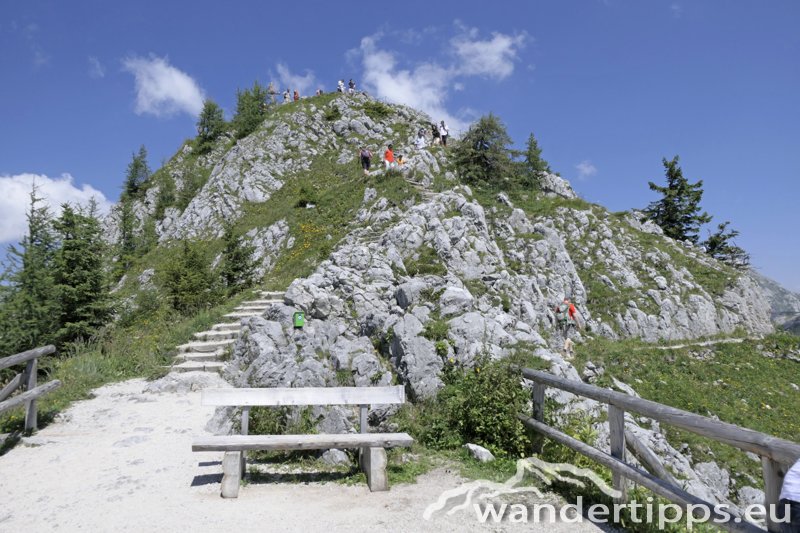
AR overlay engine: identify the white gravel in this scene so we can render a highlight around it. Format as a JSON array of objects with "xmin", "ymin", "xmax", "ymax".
[{"xmin": 0, "ymin": 376, "xmax": 603, "ymax": 532}]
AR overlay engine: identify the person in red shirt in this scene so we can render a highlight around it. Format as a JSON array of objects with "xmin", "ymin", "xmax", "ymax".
[
  {"xmin": 293, "ymin": 90, "xmax": 299, "ymax": 102},
  {"xmin": 384, "ymin": 144, "xmax": 395, "ymax": 170}
]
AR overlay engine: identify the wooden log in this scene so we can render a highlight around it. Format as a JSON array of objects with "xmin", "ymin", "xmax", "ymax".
[
  {"xmin": 530, "ymin": 382, "xmax": 546, "ymax": 454},
  {"xmin": 201, "ymin": 386, "xmax": 406, "ymax": 407},
  {"xmin": 761, "ymin": 457, "xmax": 788, "ymax": 532},
  {"xmin": 518, "ymin": 414, "xmax": 761, "ymax": 533},
  {"xmin": 192, "ymin": 432, "xmax": 414, "ymax": 452},
  {"xmin": 521, "ymin": 368, "xmax": 800, "ymax": 465},
  {"xmin": 0, "ymin": 345, "xmax": 55, "ymax": 371},
  {"xmin": 0, "ymin": 372, "xmax": 23, "ymax": 403},
  {"xmin": 359, "ymin": 405, "xmax": 367, "ymax": 434},
  {"xmin": 625, "ymin": 429, "xmax": 680, "ymax": 487},
  {"xmin": 608, "ymin": 404, "xmax": 627, "ymax": 503},
  {"xmin": 0, "ymin": 380, "xmax": 61, "ymax": 416},
  {"xmin": 24, "ymin": 358, "xmax": 37, "ymax": 431}
]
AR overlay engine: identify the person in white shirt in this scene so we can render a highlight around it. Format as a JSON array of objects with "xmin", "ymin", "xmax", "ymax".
[
  {"xmin": 440, "ymin": 120, "xmax": 449, "ymax": 147},
  {"xmin": 779, "ymin": 459, "xmax": 800, "ymax": 532}
]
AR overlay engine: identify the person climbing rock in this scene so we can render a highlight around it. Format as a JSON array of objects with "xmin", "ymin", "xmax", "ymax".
[
  {"xmin": 440, "ymin": 120, "xmax": 449, "ymax": 147},
  {"xmin": 359, "ymin": 146, "xmax": 372, "ymax": 175},
  {"xmin": 383, "ymin": 144, "xmax": 396, "ymax": 170},
  {"xmin": 293, "ymin": 89, "xmax": 299, "ymax": 102},
  {"xmin": 431, "ymin": 122, "xmax": 441, "ymax": 145},
  {"xmin": 348, "ymin": 79, "xmax": 356, "ymax": 95},
  {"xmin": 554, "ymin": 297, "xmax": 578, "ymax": 335}
]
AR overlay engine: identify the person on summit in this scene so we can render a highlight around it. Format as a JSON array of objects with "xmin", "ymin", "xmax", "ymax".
[
  {"xmin": 267, "ymin": 82, "xmax": 277, "ymax": 104},
  {"xmin": 337, "ymin": 79, "xmax": 345, "ymax": 93},
  {"xmin": 383, "ymin": 144, "xmax": 396, "ymax": 170},
  {"xmin": 348, "ymin": 79, "xmax": 356, "ymax": 95},
  {"xmin": 439, "ymin": 120, "xmax": 449, "ymax": 147},
  {"xmin": 283, "ymin": 89, "xmax": 290, "ymax": 104},
  {"xmin": 431, "ymin": 122, "xmax": 441, "ymax": 145},
  {"xmin": 293, "ymin": 89, "xmax": 299, "ymax": 102}
]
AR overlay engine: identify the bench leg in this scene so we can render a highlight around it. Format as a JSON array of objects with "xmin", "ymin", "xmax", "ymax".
[
  {"xmin": 359, "ymin": 447, "xmax": 388, "ymax": 492},
  {"xmin": 221, "ymin": 451, "xmax": 242, "ymax": 498}
]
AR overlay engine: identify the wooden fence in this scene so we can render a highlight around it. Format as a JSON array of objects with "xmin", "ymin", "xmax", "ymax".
[
  {"xmin": 518, "ymin": 367, "xmax": 800, "ymax": 533},
  {"xmin": 0, "ymin": 345, "xmax": 62, "ymax": 431}
]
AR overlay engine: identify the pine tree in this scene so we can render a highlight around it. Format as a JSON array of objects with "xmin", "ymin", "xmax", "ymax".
[
  {"xmin": 231, "ymin": 81, "xmax": 269, "ymax": 139},
  {"xmin": 519, "ymin": 132, "xmax": 551, "ymax": 188},
  {"xmin": 196, "ymin": 99, "xmax": 226, "ymax": 153},
  {"xmin": 645, "ymin": 156, "xmax": 711, "ymax": 244},
  {"xmin": 452, "ymin": 114, "xmax": 515, "ymax": 186},
  {"xmin": 124, "ymin": 145, "xmax": 151, "ymax": 197},
  {"xmin": 703, "ymin": 221, "xmax": 750, "ymax": 269},
  {"xmin": 162, "ymin": 241, "xmax": 218, "ymax": 314},
  {"xmin": 52, "ymin": 202, "xmax": 111, "ymax": 344},
  {"xmin": 220, "ymin": 226, "xmax": 256, "ymax": 294},
  {"xmin": 0, "ymin": 188, "xmax": 58, "ymax": 354}
]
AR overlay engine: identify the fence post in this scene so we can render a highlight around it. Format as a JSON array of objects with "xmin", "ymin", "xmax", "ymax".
[
  {"xmin": 608, "ymin": 404, "xmax": 627, "ymax": 503},
  {"xmin": 761, "ymin": 457, "xmax": 787, "ymax": 532},
  {"xmin": 24, "ymin": 357, "xmax": 38, "ymax": 432},
  {"xmin": 531, "ymin": 382, "xmax": 546, "ymax": 454}
]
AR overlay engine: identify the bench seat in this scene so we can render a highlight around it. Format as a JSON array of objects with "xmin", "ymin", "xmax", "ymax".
[{"xmin": 192, "ymin": 432, "xmax": 414, "ymax": 452}]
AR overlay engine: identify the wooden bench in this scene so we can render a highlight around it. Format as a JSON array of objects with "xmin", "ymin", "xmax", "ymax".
[{"xmin": 192, "ymin": 386, "xmax": 413, "ymax": 498}]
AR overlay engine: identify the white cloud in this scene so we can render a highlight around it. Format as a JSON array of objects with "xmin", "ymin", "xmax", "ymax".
[
  {"xmin": 88, "ymin": 56, "xmax": 105, "ymax": 79},
  {"xmin": 122, "ymin": 55, "xmax": 205, "ymax": 118},
  {"xmin": 358, "ymin": 35, "xmax": 464, "ymax": 131},
  {"xmin": 452, "ymin": 29, "xmax": 527, "ymax": 79},
  {"xmin": 355, "ymin": 26, "xmax": 526, "ymax": 133},
  {"xmin": 575, "ymin": 160, "xmax": 598, "ymax": 180},
  {"xmin": 670, "ymin": 3, "xmax": 683, "ymax": 18},
  {"xmin": 0, "ymin": 173, "xmax": 113, "ymax": 243},
  {"xmin": 276, "ymin": 63, "xmax": 317, "ymax": 96}
]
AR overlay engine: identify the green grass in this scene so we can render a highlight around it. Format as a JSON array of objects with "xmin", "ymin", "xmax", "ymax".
[
  {"xmin": 572, "ymin": 332, "xmax": 800, "ymax": 486},
  {"xmin": 404, "ymin": 245, "xmax": 447, "ymax": 277}
]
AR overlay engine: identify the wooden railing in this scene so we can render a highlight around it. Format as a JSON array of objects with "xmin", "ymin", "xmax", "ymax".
[
  {"xmin": 518, "ymin": 367, "xmax": 800, "ymax": 533},
  {"xmin": 0, "ymin": 345, "xmax": 62, "ymax": 431}
]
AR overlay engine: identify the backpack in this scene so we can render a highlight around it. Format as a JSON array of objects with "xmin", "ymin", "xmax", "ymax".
[
  {"xmin": 555, "ymin": 303, "xmax": 570, "ymax": 322},
  {"xmin": 360, "ymin": 149, "xmax": 371, "ymax": 159}
]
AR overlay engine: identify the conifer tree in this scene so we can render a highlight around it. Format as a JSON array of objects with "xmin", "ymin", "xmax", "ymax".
[
  {"xmin": 0, "ymin": 188, "xmax": 58, "ymax": 354},
  {"xmin": 219, "ymin": 226, "xmax": 256, "ymax": 294},
  {"xmin": 162, "ymin": 241, "xmax": 217, "ymax": 314},
  {"xmin": 52, "ymin": 201, "xmax": 111, "ymax": 343},
  {"xmin": 196, "ymin": 99, "xmax": 226, "ymax": 153},
  {"xmin": 645, "ymin": 156, "xmax": 711, "ymax": 244},
  {"xmin": 231, "ymin": 81, "xmax": 269, "ymax": 139},
  {"xmin": 124, "ymin": 145, "xmax": 150, "ymax": 197},
  {"xmin": 452, "ymin": 114, "xmax": 515, "ymax": 186},
  {"xmin": 703, "ymin": 221, "xmax": 750, "ymax": 269},
  {"xmin": 519, "ymin": 132, "xmax": 551, "ymax": 188}
]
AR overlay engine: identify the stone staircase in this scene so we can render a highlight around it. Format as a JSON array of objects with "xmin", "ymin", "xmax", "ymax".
[{"xmin": 171, "ymin": 290, "xmax": 285, "ymax": 374}]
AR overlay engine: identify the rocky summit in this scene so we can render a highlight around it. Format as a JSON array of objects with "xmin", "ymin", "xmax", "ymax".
[{"xmin": 107, "ymin": 92, "xmax": 793, "ymax": 513}]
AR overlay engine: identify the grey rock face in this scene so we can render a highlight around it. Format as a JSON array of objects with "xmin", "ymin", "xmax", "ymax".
[
  {"xmin": 750, "ymin": 270, "xmax": 800, "ymax": 331},
  {"xmin": 539, "ymin": 172, "xmax": 577, "ymax": 199}
]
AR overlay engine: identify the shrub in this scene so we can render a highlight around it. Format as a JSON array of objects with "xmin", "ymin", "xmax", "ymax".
[
  {"xmin": 324, "ymin": 107, "xmax": 342, "ymax": 122},
  {"xmin": 363, "ymin": 101, "xmax": 392, "ymax": 121},
  {"xmin": 418, "ymin": 357, "xmax": 531, "ymax": 458},
  {"xmin": 405, "ymin": 246, "xmax": 446, "ymax": 276},
  {"xmin": 161, "ymin": 241, "xmax": 219, "ymax": 314}
]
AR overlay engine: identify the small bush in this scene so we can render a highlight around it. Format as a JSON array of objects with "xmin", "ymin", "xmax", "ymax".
[
  {"xmin": 363, "ymin": 101, "xmax": 392, "ymax": 121},
  {"xmin": 405, "ymin": 246, "xmax": 446, "ymax": 276},
  {"xmin": 324, "ymin": 107, "xmax": 342, "ymax": 122},
  {"xmin": 423, "ymin": 317, "xmax": 449, "ymax": 342}
]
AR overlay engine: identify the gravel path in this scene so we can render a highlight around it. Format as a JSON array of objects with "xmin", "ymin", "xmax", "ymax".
[{"xmin": 0, "ymin": 377, "xmax": 605, "ymax": 532}]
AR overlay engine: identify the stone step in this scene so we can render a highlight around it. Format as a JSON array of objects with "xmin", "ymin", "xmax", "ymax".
[
  {"xmin": 234, "ymin": 304, "xmax": 270, "ymax": 312},
  {"xmin": 244, "ymin": 299, "xmax": 282, "ymax": 306},
  {"xmin": 223, "ymin": 311, "xmax": 264, "ymax": 319},
  {"xmin": 176, "ymin": 338, "xmax": 235, "ymax": 353},
  {"xmin": 174, "ymin": 351, "xmax": 223, "ymax": 363},
  {"xmin": 172, "ymin": 361, "xmax": 225, "ymax": 374},
  {"xmin": 193, "ymin": 330, "xmax": 238, "ymax": 341},
  {"xmin": 259, "ymin": 291, "xmax": 285, "ymax": 299},
  {"xmin": 212, "ymin": 322, "xmax": 242, "ymax": 332}
]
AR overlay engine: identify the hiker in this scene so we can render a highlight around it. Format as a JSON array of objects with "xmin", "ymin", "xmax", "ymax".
[
  {"xmin": 359, "ymin": 146, "xmax": 372, "ymax": 175},
  {"xmin": 384, "ymin": 144, "xmax": 396, "ymax": 170},
  {"xmin": 283, "ymin": 89, "xmax": 290, "ymax": 104},
  {"xmin": 414, "ymin": 129, "xmax": 428, "ymax": 149},
  {"xmin": 779, "ymin": 459, "xmax": 800, "ymax": 531},
  {"xmin": 337, "ymin": 79, "xmax": 345, "ymax": 93},
  {"xmin": 267, "ymin": 82, "xmax": 277, "ymax": 104},
  {"xmin": 315, "ymin": 88, "xmax": 323, "ymax": 96},
  {"xmin": 440, "ymin": 120, "xmax": 449, "ymax": 147},
  {"xmin": 348, "ymin": 79, "xmax": 356, "ymax": 95},
  {"xmin": 293, "ymin": 89, "xmax": 299, "ymax": 102},
  {"xmin": 562, "ymin": 337, "xmax": 575, "ymax": 360},
  {"xmin": 431, "ymin": 122, "xmax": 441, "ymax": 145},
  {"xmin": 396, "ymin": 154, "xmax": 404, "ymax": 167},
  {"xmin": 554, "ymin": 297, "xmax": 579, "ymax": 335}
]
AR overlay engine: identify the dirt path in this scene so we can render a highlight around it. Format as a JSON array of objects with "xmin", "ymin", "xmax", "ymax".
[{"xmin": 0, "ymin": 376, "xmax": 605, "ymax": 532}]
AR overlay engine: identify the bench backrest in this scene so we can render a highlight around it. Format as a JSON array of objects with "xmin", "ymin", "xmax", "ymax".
[{"xmin": 201, "ymin": 386, "xmax": 406, "ymax": 407}]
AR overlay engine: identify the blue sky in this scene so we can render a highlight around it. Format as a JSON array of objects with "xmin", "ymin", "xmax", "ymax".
[{"xmin": 1, "ymin": 0, "xmax": 798, "ymax": 290}]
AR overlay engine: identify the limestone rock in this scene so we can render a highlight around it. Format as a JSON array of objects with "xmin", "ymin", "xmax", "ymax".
[{"xmin": 464, "ymin": 443, "xmax": 495, "ymax": 462}]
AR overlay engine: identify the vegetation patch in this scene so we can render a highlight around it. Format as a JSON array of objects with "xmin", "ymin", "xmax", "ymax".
[{"xmin": 404, "ymin": 246, "xmax": 446, "ymax": 277}]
